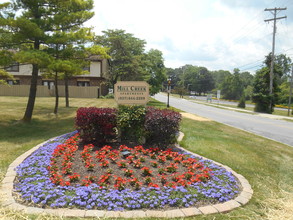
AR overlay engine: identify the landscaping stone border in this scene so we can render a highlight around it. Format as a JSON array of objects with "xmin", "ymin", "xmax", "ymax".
[{"xmin": 0, "ymin": 133, "xmax": 253, "ymax": 218}]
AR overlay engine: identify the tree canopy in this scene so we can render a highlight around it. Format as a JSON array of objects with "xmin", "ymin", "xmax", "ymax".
[
  {"xmin": 95, "ymin": 29, "xmax": 166, "ymax": 93},
  {"xmin": 0, "ymin": 0, "xmax": 94, "ymax": 122}
]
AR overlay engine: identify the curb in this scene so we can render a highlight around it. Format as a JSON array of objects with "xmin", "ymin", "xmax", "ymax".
[{"xmin": 0, "ymin": 133, "xmax": 253, "ymax": 218}]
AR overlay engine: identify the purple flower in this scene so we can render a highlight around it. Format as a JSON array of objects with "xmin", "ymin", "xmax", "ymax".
[{"xmin": 14, "ymin": 131, "xmax": 241, "ymax": 210}]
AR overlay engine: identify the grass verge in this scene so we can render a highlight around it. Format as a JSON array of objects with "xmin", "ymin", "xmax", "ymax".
[{"xmin": 1, "ymin": 96, "xmax": 293, "ymax": 219}]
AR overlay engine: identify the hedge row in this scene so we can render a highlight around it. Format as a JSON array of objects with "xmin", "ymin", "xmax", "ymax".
[{"xmin": 75, "ymin": 106, "xmax": 181, "ymax": 146}]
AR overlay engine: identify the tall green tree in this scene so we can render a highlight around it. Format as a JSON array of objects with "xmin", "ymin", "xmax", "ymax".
[
  {"xmin": 211, "ymin": 70, "xmax": 231, "ymax": 90},
  {"xmin": 0, "ymin": 0, "xmax": 94, "ymax": 122},
  {"xmin": 145, "ymin": 49, "xmax": 166, "ymax": 95},
  {"xmin": 45, "ymin": 26, "xmax": 109, "ymax": 112},
  {"xmin": 220, "ymin": 69, "xmax": 244, "ymax": 100},
  {"xmin": 95, "ymin": 29, "xmax": 147, "ymax": 87},
  {"xmin": 180, "ymin": 65, "xmax": 214, "ymax": 95},
  {"xmin": 165, "ymin": 67, "xmax": 183, "ymax": 88},
  {"xmin": 265, "ymin": 53, "xmax": 292, "ymax": 81},
  {"xmin": 181, "ymin": 65, "xmax": 199, "ymax": 93},
  {"xmin": 197, "ymin": 67, "xmax": 214, "ymax": 95},
  {"xmin": 253, "ymin": 53, "xmax": 292, "ymax": 111},
  {"xmin": 252, "ymin": 67, "xmax": 276, "ymax": 113}
]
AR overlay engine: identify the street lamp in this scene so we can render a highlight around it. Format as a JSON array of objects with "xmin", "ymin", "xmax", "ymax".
[{"xmin": 167, "ymin": 78, "xmax": 171, "ymax": 108}]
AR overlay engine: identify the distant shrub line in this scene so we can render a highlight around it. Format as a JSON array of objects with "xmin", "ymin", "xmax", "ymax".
[{"xmin": 75, "ymin": 106, "xmax": 181, "ymax": 146}]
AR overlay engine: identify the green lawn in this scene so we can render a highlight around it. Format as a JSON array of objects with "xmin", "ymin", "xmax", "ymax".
[{"xmin": 1, "ymin": 96, "xmax": 293, "ymax": 219}]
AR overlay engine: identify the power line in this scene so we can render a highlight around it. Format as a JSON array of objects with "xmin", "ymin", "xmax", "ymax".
[
  {"xmin": 264, "ymin": 7, "xmax": 287, "ymax": 110},
  {"xmin": 228, "ymin": 10, "xmax": 265, "ymax": 42},
  {"xmin": 237, "ymin": 59, "xmax": 265, "ymax": 69},
  {"xmin": 239, "ymin": 64, "xmax": 263, "ymax": 72}
]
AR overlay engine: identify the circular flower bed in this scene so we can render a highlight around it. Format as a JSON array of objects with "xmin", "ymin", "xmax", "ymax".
[{"xmin": 14, "ymin": 132, "xmax": 240, "ymax": 211}]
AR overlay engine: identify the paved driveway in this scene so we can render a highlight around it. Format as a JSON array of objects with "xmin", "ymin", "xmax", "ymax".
[{"xmin": 153, "ymin": 93, "xmax": 293, "ymax": 147}]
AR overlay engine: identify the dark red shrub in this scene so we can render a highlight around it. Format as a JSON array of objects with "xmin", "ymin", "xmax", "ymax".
[
  {"xmin": 75, "ymin": 107, "xmax": 117, "ymax": 143},
  {"xmin": 145, "ymin": 107, "xmax": 181, "ymax": 146}
]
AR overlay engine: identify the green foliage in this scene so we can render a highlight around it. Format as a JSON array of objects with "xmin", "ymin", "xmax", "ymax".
[
  {"xmin": 117, "ymin": 105, "xmax": 146, "ymax": 143},
  {"xmin": 100, "ymin": 93, "xmax": 114, "ymax": 99},
  {"xmin": 211, "ymin": 70, "xmax": 231, "ymax": 89},
  {"xmin": 145, "ymin": 49, "xmax": 166, "ymax": 95},
  {"xmin": 180, "ymin": 65, "xmax": 214, "ymax": 95},
  {"xmin": 252, "ymin": 67, "xmax": 274, "ymax": 113},
  {"xmin": 15, "ymin": 50, "xmax": 53, "ymax": 68},
  {"xmin": 220, "ymin": 69, "xmax": 244, "ymax": 100},
  {"xmin": 244, "ymin": 85, "xmax": 253, "ymax": 100},
  {"xmin": 276, "ymin": 81, "xmax": 290, "ymax": 104},
  {"xmin": 173, "ymin": 86, "xmax": 188, "ymax": 97},
  {"xmin": 0, "ymin": 0, "xmax": 95, "ymax": 122},
  {"xmin": 95, "ymin": 29, "xmax": 165, "ymax": 94},
  {"xmin": 265, "ymin": 53, "xmax": 292, "ymax": 80},
  {"xmin": 237, "ymin": 95, "xmax": 246, "ymax": 108},
  {"xmin": 96, "ymin": 29, "xmax": 147, "ymax": 86},
  {"xmin": 0, "ymin": 70, "xmax": 14, "ymax": 85}
]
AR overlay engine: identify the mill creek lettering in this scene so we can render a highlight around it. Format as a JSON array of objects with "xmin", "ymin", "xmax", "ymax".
[{"xmin": 117, "ymin": 86, "xmax": 147, "ymax": 92}]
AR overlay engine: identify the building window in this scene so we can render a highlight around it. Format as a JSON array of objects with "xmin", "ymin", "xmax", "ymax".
[
  {"xmin": 7, "ymin": 80, "xmax": 20, "ymax": 85},
  {"xmin": 5, "ymin": 62, "xmax": 19, "ymax": 72},
  {"xmin": 77, "ymin": 81, "xmax": 90, "ymax": 87},
  {"xmin": 42, "ymin": 80, "xmax": 55, "ymax": 89}
]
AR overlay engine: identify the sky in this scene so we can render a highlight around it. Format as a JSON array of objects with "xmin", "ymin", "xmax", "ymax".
[
  {"xmin": 85, "ymin": 0, "xmax": 293, "ymax": 73},
  {"xmin": 1, "ymin": 0, "xmax": 292, "ymax": 73}
]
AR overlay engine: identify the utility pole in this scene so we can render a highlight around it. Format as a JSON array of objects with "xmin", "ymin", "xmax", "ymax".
[
  {"xmin": 288, "ymin": 65, "xmax": 293, "ymax": 116},
  {"xmin": 264, "ymin": 7, "xmax": 286, "ymax": 112}
]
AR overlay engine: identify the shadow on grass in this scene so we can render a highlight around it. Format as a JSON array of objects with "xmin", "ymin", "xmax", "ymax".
[
  {"xmin": 148, "ymin": 99, "xmax": 182, "ymax": 112},
  {"xmin": 0, "ymin": 117, "xmax": 75, "ymax": 145}
]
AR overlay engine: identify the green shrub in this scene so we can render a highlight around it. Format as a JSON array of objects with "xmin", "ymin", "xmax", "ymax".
[
  {"xmin": 238, "ymin": 95, "xmax": 246, "ymax": 108},
  {"xmin": 117, "ymin": 105, "xmax": 146, "ymax": 143},
  {"xmin": 76, "ymin": 106, "xmax": 182, "ymax": 146},
  {"xmin": 100, "ymin": 93, "xmax": 114, "ymax": 99}
]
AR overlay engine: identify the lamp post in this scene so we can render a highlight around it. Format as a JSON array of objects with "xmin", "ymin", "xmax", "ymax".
[{"xmin": 167, "ymin": 78, "xmax": 171, "ymax": 108}]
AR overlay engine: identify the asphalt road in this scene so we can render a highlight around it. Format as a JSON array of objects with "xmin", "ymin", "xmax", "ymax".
[{"xmin": 153, "ymin": 93, "xmax": 293, "ymax": 147}]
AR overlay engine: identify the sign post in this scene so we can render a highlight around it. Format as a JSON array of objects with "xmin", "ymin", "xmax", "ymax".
[
  {"xmin": 217, "ymin": 90, "xmax": 221, "ymax": 104},
  {"xmin": 114, "ymin": 81, "xmax": 149, "ymax": 105},
  {"xmin": 167, "ymin": 79, "xmax": 171, "ymax": 108}
]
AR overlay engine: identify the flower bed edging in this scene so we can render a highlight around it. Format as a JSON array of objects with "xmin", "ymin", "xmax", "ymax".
[{"xmin": 0, "ymin": 132, "xmax": 253, "ymax": 218}]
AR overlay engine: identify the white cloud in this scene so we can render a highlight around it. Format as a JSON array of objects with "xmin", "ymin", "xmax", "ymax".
[{"xmin": 1, "ymin": 0, "xmax": 291, "ymax": 73}]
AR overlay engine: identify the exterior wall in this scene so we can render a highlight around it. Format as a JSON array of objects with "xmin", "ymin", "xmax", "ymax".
[
  {"xmin": 90, "ymin": 61, "xmax": 101, "ymax": 77},
  {"xmin": 9, "ymin": 64, "xmax": 32, "ymax": 76},
  {"xmin": 102, "ymin": 59, "xmax": 109, "ymax": 77},
  {"xmin": 4, "ymin": 59, "xmax": 108, "ymax": 79},
  {"xmin": 0, "ymin": 85, "xmax": 108, "ymax": 98}
]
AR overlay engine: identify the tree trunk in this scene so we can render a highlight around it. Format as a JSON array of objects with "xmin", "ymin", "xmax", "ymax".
[
  {"xmin": 54, "ymin": 71, "xmax": 59, "ymax": 114},
  {"xmin": 65, "ymin": 74, "xmax": 69, "ymax": 107},
  {"xmin": 22, "ymin": 38, "xmax": 40, "ymax": 123},
  {"xmin": 22, "ymin": 64, "xmax": 39, "ymax": 122}
]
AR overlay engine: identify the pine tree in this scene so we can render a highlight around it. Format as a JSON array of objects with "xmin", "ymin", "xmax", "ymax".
[{"xmin": 0, "ymin": 0, "xmax": 94, "ymax": 122}]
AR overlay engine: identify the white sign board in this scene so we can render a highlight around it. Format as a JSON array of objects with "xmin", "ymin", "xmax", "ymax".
[{"xmin": 217, "ymin": 90, "xmax": 221, "ymax": 99}]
